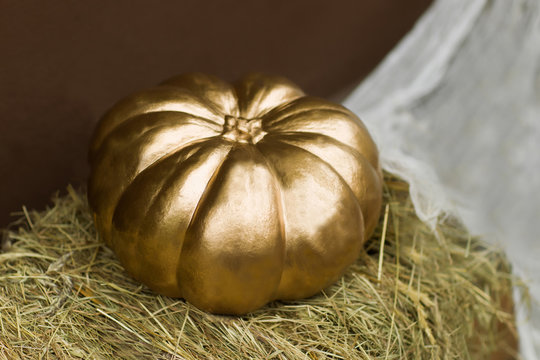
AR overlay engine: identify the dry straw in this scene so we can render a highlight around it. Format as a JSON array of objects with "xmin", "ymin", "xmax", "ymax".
[{"xmin": 0, "ymin": 174, "xmax": 517, "ymax": 359}]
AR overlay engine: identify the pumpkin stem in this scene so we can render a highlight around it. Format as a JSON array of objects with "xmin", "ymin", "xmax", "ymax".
[{"xmin": 222, "ymin": 115, "xmax": 267, "ymax": 144}]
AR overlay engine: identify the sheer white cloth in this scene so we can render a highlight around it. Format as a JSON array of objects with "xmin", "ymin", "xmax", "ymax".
[{"xmin": 344, "ymin": 0, "xmax": 540, "ymax": 358}]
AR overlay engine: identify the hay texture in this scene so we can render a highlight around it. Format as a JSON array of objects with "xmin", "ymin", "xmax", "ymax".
[{"xmin": 0, "ymin": 174, "xmax": 516, "ymax": 359}]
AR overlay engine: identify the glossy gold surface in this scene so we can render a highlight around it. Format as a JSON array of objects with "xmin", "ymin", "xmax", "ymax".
[{"xmin": 88, "ymin": 73, "xmax": 382, "ymax": 315}]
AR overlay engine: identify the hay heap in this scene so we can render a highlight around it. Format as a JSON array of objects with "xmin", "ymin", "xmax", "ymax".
[{"xmin": 0, "ymin": 174, "xmax": 517, "ymax": 359}]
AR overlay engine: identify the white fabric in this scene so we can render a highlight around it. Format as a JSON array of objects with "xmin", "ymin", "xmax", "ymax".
[{"xmin": 344, "ymin": 0, "xmax": 540, "ymax": 358}]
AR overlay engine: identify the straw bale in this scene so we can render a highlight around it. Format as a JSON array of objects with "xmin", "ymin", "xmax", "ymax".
[{"xmin": 0, "ymin": 174, "xmax": 517, "ymax": 359}]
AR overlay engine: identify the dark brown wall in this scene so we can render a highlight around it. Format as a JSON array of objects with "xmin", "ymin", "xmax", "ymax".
[{"xmin": 0, "ymin": 0, "xmax": 432, "ymax": 226}]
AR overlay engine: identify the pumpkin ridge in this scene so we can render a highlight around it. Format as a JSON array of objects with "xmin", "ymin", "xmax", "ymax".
[
  {"xmin": 159, "ymin": 73, "xmax": 239, "ymax": 117},
  {"xmin": 184, "ymin": 146, "xmax": 234, "ymax": 228},
  {"xmin": 256, "ymin": 140, "xmax": 366, "ymax": 299},
  {"xmin": 233, "ymin": 74, "xmax": 305, "ymax": 119},
  {"xmin": 119, "ymin": 110, "xmax": 223, "ymax": 132},
  {"xmin": 103, "ymin": 107, "xmax": 223, "ymax": 140},
  {"xmin": 264, "ymin": 131, "xmax": 369, "ymax": 164},
  {"xmin": 90, "ymin": 135, "xmax": 219, "ymax": 221},
  {"xmin": 175, "ymin": 144, "xmax": 286, "ymax": 313},
  {"xmin": 247, "ymin": 95, "xmax": 307, "ymax": 120},
  {"xmin": 251, "ymin": 142, "xmax": 288, "ymax": 301},
  {"xmin": 109, "ymin": 139, "xmax": 233, "ymax": 297},
  {"xmin": 265, "ymin": 112, "xmax": 379, "ymax": 169},
  {"xmin": 263, "ymin": 132, "xmax": 382, "ymax": 236},
  {"xmin": 92, "ymin": 112, "xmax": 222, "ymax": 166},
  {"xmin": 106, "ymin": 138, "xmax": 219, "ymax": 240},
  {"xmin": 111, "ymin": 139, "xmax": 215, "ymax": 233},
  {"xmin": 260, "ymin": 138, "xmax": 365, "ymax": 221},
  {"xmin": 118, "ymin": 135, "xmax": 219, "ymax": 184},
  {"xmin": 262, "ymin": 101, "xmax": 351, "ymax": 127},
  {"xmin": 157, "ymin": 84, "xmax": 231, "ymax": 118},
  {"xmin": 265, "ymin": 108, "xmax": 357, "ymax": 129},
  {"xmin": 135, "ymin": 144, "xmax": 218, "ymax": 235},
  {"xmin": 90, "ymin": 86, "xmax": 225, "ymax": 155},
  {"xmin": 176, "ymin": 144, "xmax": 235, "ymax": 285}
]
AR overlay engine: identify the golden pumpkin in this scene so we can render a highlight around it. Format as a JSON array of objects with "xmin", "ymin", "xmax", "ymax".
[{"xmin": 88, "ymin": 73, "xmax": 382, "ymax": 315}]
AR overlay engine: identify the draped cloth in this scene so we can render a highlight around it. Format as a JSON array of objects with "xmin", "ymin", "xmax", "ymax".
[{"xmin": 344, "ymin": 0, "xmax": 540, "ymax": 358}]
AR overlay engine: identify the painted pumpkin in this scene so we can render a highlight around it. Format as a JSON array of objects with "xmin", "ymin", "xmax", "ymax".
[{"xmin": 88, "ymin": 73, "xmax": 382, "ymax": 315}]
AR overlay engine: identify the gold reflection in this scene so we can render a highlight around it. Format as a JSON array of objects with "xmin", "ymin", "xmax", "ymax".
[{"xmin": 88, "ymin": 73, "xmax": 382, "ymax": 315}]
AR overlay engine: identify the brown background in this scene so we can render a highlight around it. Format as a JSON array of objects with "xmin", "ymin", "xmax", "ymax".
[{"xmin": 0, "ymin": 0, "xmax": 432, "ymax": 227}]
